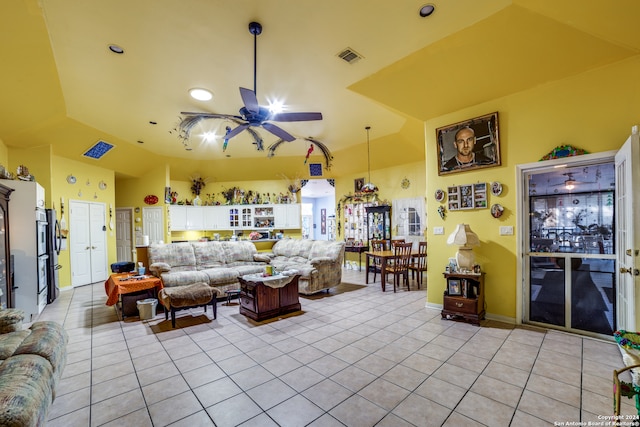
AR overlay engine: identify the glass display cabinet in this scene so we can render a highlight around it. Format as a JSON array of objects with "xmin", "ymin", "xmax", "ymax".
[
  {"xmin": 0, "ymin": 184, "xmax": 13, "ymax": 309},
  {"xmin": 365, "ymin": 205, "xmax": 392, "ymax": 244}
]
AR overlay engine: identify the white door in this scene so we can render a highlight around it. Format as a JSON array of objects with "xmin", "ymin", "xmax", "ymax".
[
  {"xmin": 70, "ymin": 201, "xmax": 108, "ymax": 286},
  {"xmin": 116, "ymin": 208, "xmax": 133, "ymax": 262},
  {"xmin": 143, "ymin": 207, "xmax": 164, "ymax": 244},
  {"xmin": 615, "ymin": 130, "xmax": 640, "ymax": 331}
]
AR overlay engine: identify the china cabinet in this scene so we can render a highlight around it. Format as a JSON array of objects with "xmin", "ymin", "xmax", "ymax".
[
  {"xmin": 0, "ymin": 184, "xmax": 13, "ymax": 309},
  {"xmin": 366, "ymin": 205, "xmax": 392, "ymax": 244}
]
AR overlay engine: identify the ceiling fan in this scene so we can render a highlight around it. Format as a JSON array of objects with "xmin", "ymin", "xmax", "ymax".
[
  {"xmin": 551, "ymin": 172, "xmax": 596, "ymax": 189},
  {"xmin": 177, "ymin": 21, "xmax": 323, "ymax": 149}
]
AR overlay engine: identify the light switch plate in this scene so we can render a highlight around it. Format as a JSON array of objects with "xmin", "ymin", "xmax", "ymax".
[
  {"xmin": 500, "ymin": 226, "xmax": 513, "ymax": 235},
  {"xmin": 434, "ymin": 226, "xmax": 444, "ymax": 235}
]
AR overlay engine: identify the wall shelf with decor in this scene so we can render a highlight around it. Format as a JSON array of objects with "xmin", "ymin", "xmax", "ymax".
[{"xmin": 441, "ymin": 272, "xmax": 485, "ymax": 325}]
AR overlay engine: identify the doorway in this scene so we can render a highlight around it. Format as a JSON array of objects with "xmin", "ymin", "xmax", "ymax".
[
  {"xmin": 300, "ymin": 179, "xmax": 335, "ymax": 240},
  {"xmin": 116, "ymin": 208, "xmax": 134, "ymax": 262},
  {"xmin": 69, "ymin": 201, "xmax": 108, "ymax": 286},
  {"xmin": 142, "ymin": 207, "xmax": 164, "ymax": 245}
]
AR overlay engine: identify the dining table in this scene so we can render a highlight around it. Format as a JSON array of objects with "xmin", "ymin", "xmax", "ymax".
[{"xmin": 365, "ymin": 249, "xmax": 424, "ymax": 292}]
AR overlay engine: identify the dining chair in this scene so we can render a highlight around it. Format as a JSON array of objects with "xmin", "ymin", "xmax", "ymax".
[
  {"xmin": 382, "ymin": 242, "xmax": 412, "ymax": 292},
  {"xmin": 408, "ymin": 241, "xmax": 427, "ymax": 289},
  {"xmin": 370, "ymin": 239, "xmax": 388, "ymax": 283}
]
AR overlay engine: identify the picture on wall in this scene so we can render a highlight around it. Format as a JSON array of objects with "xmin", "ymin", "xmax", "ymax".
[
  {"xmin": 447, "ymin": 183, "xmax": 488, "ymax": 211},
  {"xmin": 436, "ymin": 112, "xmax": 501, "ymax": 175},
  {"xmin": 354, "ymin": 177, "xmax": 365, "ymax": 192}
]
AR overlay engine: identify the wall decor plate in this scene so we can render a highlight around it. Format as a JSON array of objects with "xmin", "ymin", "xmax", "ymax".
[
  {"xmin": 491, "ymin": 181, "xmax": 503, "ymax": 196},
  {"xmin": 144, "ymin": 195, "xmax": 159, "ymax": 205},
  {"xmin": 435, "ymin": 189, "xmax": 445, "ymax": 202},
  {"xmin": 66, "ymin": 174, "xmax": 76, "ymax": 184},
  {"xmin": 401, "ymin": 178, "xmax": 410, "ymax": 189},
  {"xmin": 491, "ymin": 203, "xmax": 504, "ymax": 218},
  {"xmin": 99, "ymin": 180, "xmax": 107, "ymax": 190}
]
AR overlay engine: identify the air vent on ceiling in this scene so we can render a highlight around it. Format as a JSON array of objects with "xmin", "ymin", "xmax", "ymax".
[
  {"xmin": 309, "ymin": 163, "xmax": 323, "ymax": 177},
  {"xmin": 83, "ymin": 140, "xmax": 114, "ymax": 160},
  {"xmin": 337, "ymin": 47, "xmax": 363, "ymax": 64}
]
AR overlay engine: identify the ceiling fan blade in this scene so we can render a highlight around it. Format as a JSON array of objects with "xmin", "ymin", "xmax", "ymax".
[
  {"xmin": 239, "ymin": 87, "xmax": 260, "ymax": 114},
  {"xmin": 262, "ymin": 122, "xmax": 296, "ymax": 141},
  {"xmin": 270, "ymin": 112, "xmax": 323, "ymax": 122},
  {"xmin": 224, "ymin": 123, "xmax": 250, "ymax": 140}
]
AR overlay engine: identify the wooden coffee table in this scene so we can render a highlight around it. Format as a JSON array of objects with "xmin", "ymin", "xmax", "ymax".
[{"xmin": 238, "ymin": 274, "xmax": 301, "ymax": 321}]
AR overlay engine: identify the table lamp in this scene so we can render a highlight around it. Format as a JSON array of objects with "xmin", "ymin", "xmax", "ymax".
[{"xmin": 446, "ymin": 223, "xmax": 480, "ymax": 271}]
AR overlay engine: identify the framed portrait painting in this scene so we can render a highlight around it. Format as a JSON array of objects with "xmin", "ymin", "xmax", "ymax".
[{"xmin": 436, "ymin": 112, "xmax": 501, "ymax": 176}]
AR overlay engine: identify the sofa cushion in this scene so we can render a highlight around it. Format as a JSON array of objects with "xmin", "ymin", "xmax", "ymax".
[
  {"xmin": 159, "ymin": 282, "xmax": 215, "ymax": 309},
  {"xmin": 148, "ymin": 242, "xmax": 196, "ymax": 272},
  {"xmin": 234, "ymin": 264, "xmax": 268, "ymax": 276},
  {"xmin": 0, "ymin": 331, "xmax": 31, "ymax": 360},
  {"xmin": 0, "ymin": 309, "xmax": 25, "ymax": 334},
  {"xmin": 149, "ymin": 262, "xmax": 172, "ymax": 273},
  {"xmin": 160, "ymin": 270, "xmax": 210, "ymax": 287},
  {"xmin": 272, "ymin": 239, "xmax": 314, "ymax": 258},
  {"xmin": 14, "ymin": 322, "xmax": 68, "ymax": 379},
  {"xmin": 223, "ymin": 241, "xmax": 259, "ymax": 263},
  {"xmin": 309, "ymin": 241, "xmax": 344, "ymax": 261},
  {"xmin": 203, "ymin": 268, "xmax": 242, "ymax": 286},
  {"xmin": 192, "ymin": 241, "xmax": 227, "ymax": 269},
  {"xmin": 0, "ymin": 354, "xmax": 55, "ymax": 427}
]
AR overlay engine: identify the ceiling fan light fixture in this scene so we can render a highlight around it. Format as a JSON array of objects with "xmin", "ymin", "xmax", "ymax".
[
  {"xmin": 565, "ymin": 181, "xmax": 575, "ymax": 190},
  {"xmin": 189, "ymin": 88, "xmax": 213, "ymax": 101}
]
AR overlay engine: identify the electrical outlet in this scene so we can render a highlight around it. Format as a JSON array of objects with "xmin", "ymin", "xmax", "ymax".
[
  {"xmin": 500, "ymin": 226, "xmax": 513, "ymax": 235},
  {"xmin": 434, "ymin": 226, "xmax": 444, "ymax": 235}
]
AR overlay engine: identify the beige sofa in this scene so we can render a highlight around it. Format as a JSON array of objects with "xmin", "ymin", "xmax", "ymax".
[
  {"xmin": 148, "ymin": 239, "xmax": 345, "ymax": 296},
  {"xmin": 0, "ymin": 310, "xmax": 68, "ymax": 426},
  {"xmin": 265, "ymin": 239, "xmax": 346, "ymax": 295},
  {"xmin": 148, "ymin": 241, "xmax": 270, "ymax": 295}
]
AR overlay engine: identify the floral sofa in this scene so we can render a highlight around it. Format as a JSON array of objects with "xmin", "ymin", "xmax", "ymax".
[
  {"xmin": 147, "ymin": 239, "xmax": 345, "ymax": 296},
  {"xmin": 0, "ymin": 309, "xmax": 68, "ymax": 426},
  {"xmin": 147, "ymin": 241, "xmax": 271, "ymax": 295},
  {"xmin": 265, "ymin": 239, "xmax": 345, "ymax": 295}
]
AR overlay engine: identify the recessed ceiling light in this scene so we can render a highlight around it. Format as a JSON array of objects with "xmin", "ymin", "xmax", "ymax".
[
  {"xmin": 419, "ymin": 4, "xmax": 435, "ymax": 17},
  {"xmin": 189, "ymin": 88, "xmax": 213, "ymax": 101},
  {"xmin": 108, "ymin": 44, "xmax": 124, "ymax": 54}
]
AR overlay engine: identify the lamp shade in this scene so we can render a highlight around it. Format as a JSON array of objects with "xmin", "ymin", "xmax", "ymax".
[{"xmin": 446, "ymin": 224, "xmax": 480, "ymax": 248}]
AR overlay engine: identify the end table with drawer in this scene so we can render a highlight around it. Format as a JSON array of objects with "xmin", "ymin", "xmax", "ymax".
[{"xmin": 441, "ymin": 272, "xmax": 485, "ymax": 325}]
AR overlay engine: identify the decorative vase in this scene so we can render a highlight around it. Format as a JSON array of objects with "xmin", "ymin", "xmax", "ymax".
[{"xmin": 193, "ymin": 195, "xmax": 201, "ymax": 206}]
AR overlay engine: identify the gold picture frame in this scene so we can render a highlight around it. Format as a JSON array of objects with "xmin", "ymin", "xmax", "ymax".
[{"xmin": 436, "ymin": 112, "xmax": 501, "ymax": 175}]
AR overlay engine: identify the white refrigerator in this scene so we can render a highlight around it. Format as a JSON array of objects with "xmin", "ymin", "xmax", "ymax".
[{"xmin": 0, "ymin": 179, "xmax": 46, "ymax": 322}]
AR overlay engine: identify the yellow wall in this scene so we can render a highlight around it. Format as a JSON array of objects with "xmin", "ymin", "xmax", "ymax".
[
  {"xmin": 52, "ymin": 156, "xmax": 115, "ymax": 288},
  {"xmin": 426, "ymin": 55, "xmax": 640, "ymax": 322},
  {"xmin": 0, "ymin": 139, "xmax": 8, "ymax": 166}
]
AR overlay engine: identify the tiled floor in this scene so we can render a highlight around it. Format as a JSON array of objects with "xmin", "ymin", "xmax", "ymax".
[{"xmin": 39, "ymin": 267, "xmax": 635, "ymax": 426}]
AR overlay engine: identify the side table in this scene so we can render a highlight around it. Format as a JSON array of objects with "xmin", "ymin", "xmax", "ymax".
[
  {"xmin": 239, "ymin": 274, "xmax": 301, "ymax": 321},
  {"xmin": 344, "ymin": 245, "xmax": 369, "ymax": 271},
  {"xmin": 105, "ymin": 273, "xmax": 164, "ymax": 319}
]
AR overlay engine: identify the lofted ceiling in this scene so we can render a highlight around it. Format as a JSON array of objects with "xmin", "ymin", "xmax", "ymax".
[{"xmin": 0, "ymin": 0, "xmax": 639, "ymax": 182}]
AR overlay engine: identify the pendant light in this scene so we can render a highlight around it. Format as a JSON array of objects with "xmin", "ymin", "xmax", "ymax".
[{"xmin": 361, "ymin": 126, "xmax": 378, "ymax": 193}]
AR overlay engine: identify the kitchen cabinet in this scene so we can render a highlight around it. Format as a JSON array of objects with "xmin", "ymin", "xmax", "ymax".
[
  {"xmin": 169, "ymin": 205, "xmax": 204, "ymax": 230},
  {"xmin": 171, "ymin": 204, "xmax": 300, "ymax": 232}
]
